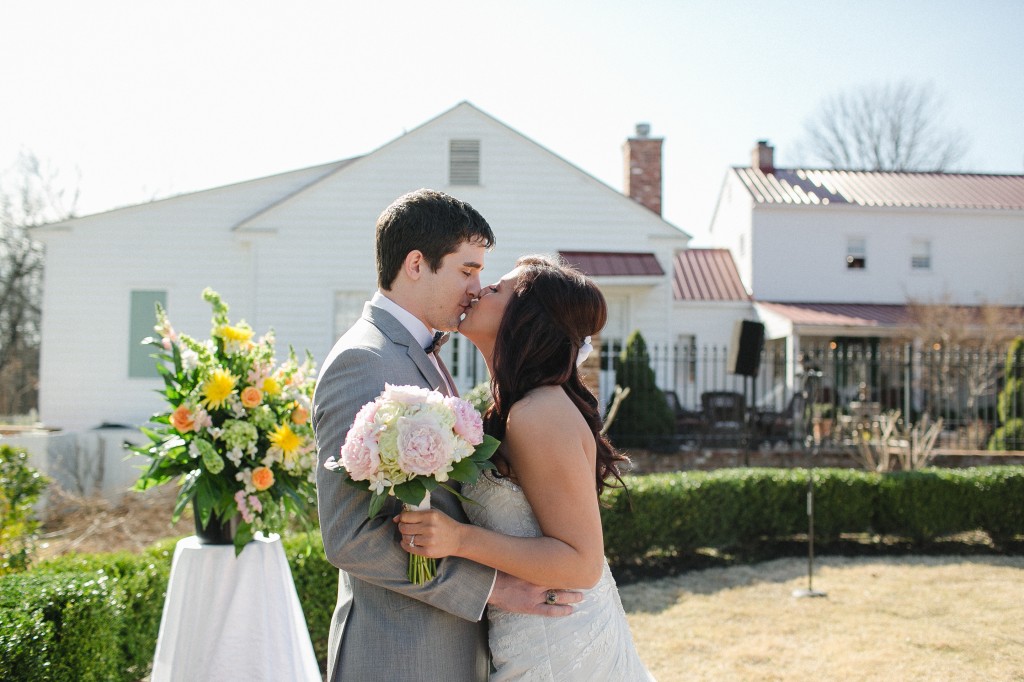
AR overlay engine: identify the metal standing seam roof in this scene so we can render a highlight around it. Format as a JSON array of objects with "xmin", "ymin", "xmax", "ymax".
[
  {"xmin": 733, "ymin": 168, "xmax": 1024, "ymax": 210},
  {"xmin": 558, "ymin": 251, "xmax": 665, "ymax": 277},
  {"xmin": 756, "ymin": 302, "xmax": 1024, "ymax": 328},
  {"xmin": 672, "ymin": 249, "xmax": 751, "ymax": 302}
]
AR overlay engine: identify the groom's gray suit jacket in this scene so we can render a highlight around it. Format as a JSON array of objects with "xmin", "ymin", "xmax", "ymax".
[{"xmin": 313, "ymin": 302, "xmax": 494, "ymax": 682}]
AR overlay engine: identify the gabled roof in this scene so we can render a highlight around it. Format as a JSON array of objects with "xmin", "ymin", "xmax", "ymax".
[
  {"xmin": 732, "ymin": 167, "xmax": 1024, "ymax": 210},
  {"xmin": 560, "ymin": 251, "xmax": 664, "ymax": 277},
  {"xmin": 672, "ymin": 248, "xmax": 750, "ymax": 302}
]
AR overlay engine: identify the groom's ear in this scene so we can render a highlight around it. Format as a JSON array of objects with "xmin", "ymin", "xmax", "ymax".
[{"xmin": 403, "ymin": 250, "xmax": 426, "ymax": 281}]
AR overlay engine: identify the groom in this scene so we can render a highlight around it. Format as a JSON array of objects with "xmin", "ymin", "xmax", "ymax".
[{"xmin": 313, "ymin": 189, "xmax": 578, "ymax": 682}]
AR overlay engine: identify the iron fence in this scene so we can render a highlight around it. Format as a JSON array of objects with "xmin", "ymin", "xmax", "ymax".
[{"xmin": 598, "ymin": 340, "xmax": 1022, "ymax": 452}]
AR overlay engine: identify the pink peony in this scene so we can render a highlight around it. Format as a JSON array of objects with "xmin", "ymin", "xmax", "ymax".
[
  {"xmin": 353, "ymin": 399, "xmax": 380, "ymax": 426},
  {"xmin": 396, "ymin": 415, "xmax": 453, "ymax": 477},
  {"xmin": 445, "ymin": 397, "xmax": 484, "ymax": 445},
  {"xmin": 382, "ymin": 383, "xmax": 434, "ymax": 405},
  {"xmin": 340, "ymin": 423, "xmax": 381, "ymax": 481}
]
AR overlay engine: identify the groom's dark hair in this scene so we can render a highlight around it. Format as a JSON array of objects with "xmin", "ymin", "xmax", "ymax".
[{"xmin": 376, "ymin": 188, "xmax": 495, "ymax": 290}]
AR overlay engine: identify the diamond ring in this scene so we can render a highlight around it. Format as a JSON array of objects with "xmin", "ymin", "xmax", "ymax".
[{"xmin": 545, "ymin": 590, "xmax": 558, "ymax": 605}]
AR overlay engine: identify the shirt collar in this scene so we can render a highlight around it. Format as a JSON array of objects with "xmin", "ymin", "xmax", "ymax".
[{"xmin": 371, "ymin": 291, "xmax": 435, "ymax": 351}]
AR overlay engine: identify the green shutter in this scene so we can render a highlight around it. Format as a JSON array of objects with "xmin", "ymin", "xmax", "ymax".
[{"xmin": 129, "ymin": 290, "xmax": 166, "ymax": 378}]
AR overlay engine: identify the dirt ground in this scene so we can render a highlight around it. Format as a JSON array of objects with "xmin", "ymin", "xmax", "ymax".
[{"xmin": 35, "ymin": 485, "xmax": 195, "ymax": 560}]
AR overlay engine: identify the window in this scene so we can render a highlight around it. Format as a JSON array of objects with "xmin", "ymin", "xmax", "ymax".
[
  {"xmin": 334, "ymin": 291, "xmax": 368, "ymax": 339},
  {"xmin": 911, "ymin": 239, "xmax": 931, "ymax": 270},
  {"xmin": 677, "ymin": 334, "xmax": 697, "ymax": 383},
  {"xmin": 846, "ymin": 237, "xmax": 866, "ymax": 269},
  {"xmin": 129, "ymin": 290, "xmax": 167, "ymax": 378},
  {"xmin": 449, "ymin": 139, "xmax": 480, "ymax": 185}
]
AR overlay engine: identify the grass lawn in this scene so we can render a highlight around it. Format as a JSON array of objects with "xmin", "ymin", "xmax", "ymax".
[{"xmin": 622, "ymin": 555, "xmax": 1024, "ymax": 681}]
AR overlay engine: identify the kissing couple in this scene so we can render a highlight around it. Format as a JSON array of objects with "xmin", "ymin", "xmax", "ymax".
[{"xmin": 313, "ymin": 189, "xmax": 654, "ymax": 681}]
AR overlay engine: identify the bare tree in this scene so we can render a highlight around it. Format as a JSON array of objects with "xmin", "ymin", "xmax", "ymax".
[
  {"xmin": 907, "ymin": 297, "xmax": 1024, "ymax": 447},
  {"xmin": 0, "ymin": 152, "xmax": 78, "ymax": 415},
  {"xmin": 797, "ymin": 81, "xmax": 968, "ymax": 171}
]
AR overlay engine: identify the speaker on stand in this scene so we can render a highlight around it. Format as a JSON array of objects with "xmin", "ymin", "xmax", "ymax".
[{"xmin": 729, "ymin": 320, "xmax": 764, "ymax": 466}]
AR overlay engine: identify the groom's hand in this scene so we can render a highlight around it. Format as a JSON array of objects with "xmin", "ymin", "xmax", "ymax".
[{"xmin": 488, "ymin": 571, "xmax": 582, "ymax": 616}]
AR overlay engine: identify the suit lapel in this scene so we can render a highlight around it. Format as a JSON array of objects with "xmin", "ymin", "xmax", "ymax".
[{"xmin": 362, "ymin": 303, "xmax": 448, "ymax": 395}]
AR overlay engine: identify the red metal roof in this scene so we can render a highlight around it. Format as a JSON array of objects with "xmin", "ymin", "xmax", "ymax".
[
  {"xmin": 559, "ymin": 251, "xmax": 664, "ymax": 277},
  {"xmin": 672, "ymin": 249, "xmax": 751, "ymax": 301},
  {"xmin": 733, "ymin": 168, "xmax": 1024, "ymax": 210},
  {"xmin": 757, "ymin": 302, "xmax": 1024, "ymax": 329}
]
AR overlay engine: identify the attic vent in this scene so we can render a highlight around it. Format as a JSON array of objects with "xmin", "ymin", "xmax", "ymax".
[{"xmin": 449, "ymin": 139, "xmax": 480, "ymax": 185}]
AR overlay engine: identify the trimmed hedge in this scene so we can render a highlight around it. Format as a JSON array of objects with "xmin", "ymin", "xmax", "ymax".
[
  {"xmin": 0, "ymin": 549, "xmax": 172, "ymax": 682},
  {"xmin": 601, "ymin": 466, "xmax": 1024, "ymax": 566},
  {"xmin": 2, "ymin": 467, "xmax": 1022, "ymax": 680}
]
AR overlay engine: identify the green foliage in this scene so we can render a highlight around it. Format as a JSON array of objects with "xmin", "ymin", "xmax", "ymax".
[
  {"xmin": 0, "ymin": 570, "xmax": 122, "ymax": 681},
  {"xmin": 464, "ymin": 381, "xmax": 494, "ymax": 416},
  {"xmin": 600, "ymin": 466, "xmax": 1024, "ymax": 565},
  {"xmin": 989, "ymin": 337, "xmax": 1024, "ymax": 451},
  {"xmin": 606, "ymin": 331, "xmax": 675, "ymax": 449},
  {"xmin": 0, "ymin": 445, "xmax": 50, "ymax": 575}
]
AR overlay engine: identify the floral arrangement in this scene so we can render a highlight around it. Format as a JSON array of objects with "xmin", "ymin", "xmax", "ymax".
[
  {"xmin": 132, "ymin": 288, "xmax": 318, "ymax": 554},
  {"xmin": 324, "ymin": 383, "xmax": 499, "ymax": 583}
]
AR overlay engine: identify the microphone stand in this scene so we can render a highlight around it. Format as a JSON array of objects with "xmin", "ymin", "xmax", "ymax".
[{"xmin": 793, "ymin": 368, "xmax": 827, "ymax": 599}]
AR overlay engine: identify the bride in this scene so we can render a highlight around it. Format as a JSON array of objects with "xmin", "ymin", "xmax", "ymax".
[{"xmin": 397, "ymin": 254, "xmax": 655, "ymax": 680}]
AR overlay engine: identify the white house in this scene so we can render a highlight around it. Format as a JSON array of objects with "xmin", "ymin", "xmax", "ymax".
[
  {"xmin": 33, "ymin": 102, "xmax": 692, "ymax": 432},
  {"xmin": 708, "ymin": 140, "xmax": 1024, "ymax": 406}
]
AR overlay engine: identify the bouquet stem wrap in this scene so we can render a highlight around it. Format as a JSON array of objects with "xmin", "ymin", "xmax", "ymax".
[{"xmin": 405, "ymin": 490, "xmax": 436, "ymax": 584}]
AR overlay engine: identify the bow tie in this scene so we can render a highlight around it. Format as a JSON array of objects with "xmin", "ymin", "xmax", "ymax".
[{"xmin": 425, "ymin": 331, "xmax": 450, "ymax": 354}]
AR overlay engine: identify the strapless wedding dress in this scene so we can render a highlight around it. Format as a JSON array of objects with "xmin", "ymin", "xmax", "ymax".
[{"xmin": 462, "ymin": 472, "xmax": 656, "ymax": 681}]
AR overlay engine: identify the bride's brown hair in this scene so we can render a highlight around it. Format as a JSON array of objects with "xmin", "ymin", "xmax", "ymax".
[{"xmin": 484, "ymin": 255, "xmax": 628, "ymax": 494}]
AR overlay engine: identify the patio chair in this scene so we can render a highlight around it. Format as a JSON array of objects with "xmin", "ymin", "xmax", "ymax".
[{"xmin": 701, "ymin": 391, "xmax": 746, "ymax": 446}]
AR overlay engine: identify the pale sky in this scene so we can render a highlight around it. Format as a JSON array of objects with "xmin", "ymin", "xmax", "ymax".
[{"xmin": 3, "ymin": 0, "xmax": 1022, "ymax": 244}]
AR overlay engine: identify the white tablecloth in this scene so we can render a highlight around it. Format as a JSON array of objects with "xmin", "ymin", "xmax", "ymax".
[{"xmin": 151, "ymin": 534, "xmax": 321, "ymax": 682}]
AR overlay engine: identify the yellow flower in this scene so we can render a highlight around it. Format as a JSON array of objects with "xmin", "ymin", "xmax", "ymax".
[
  {"xmin": 217, "ymin": 324, "xmax": 253, "ymax": 344},
  {"xmin": 261, "ymin": 376, "xmax": 281, "ymax": 396},
  {"xmin": 201, "ymin": 368, "xmax": 238, "ymax": 409},
  {"xmin": 269, "ymin": 423, "xmax": 302, "ymax": 456}
]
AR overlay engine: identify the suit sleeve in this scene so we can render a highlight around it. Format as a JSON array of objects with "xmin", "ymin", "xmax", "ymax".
[{"xmin": 313, "ymin": 345, "xmax": 495, "ymax": 621}]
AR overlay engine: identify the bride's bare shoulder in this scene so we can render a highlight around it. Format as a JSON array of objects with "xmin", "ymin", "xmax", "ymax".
[{"xmin": 508, "ymin": 386, "xmax": 577, "ymax": 428}]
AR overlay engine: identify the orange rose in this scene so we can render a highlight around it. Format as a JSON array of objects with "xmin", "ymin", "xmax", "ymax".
[
  {"xmin": 291, "ymin": 405, "xmax": 309, "ymax": 425},
  {"xmin": 252, "ymin": 466, "xmax": 275, "ymax": 491},
  {"xmin": 170, "ymin": 405, "xmax": 195, "ymax": 433},
  {"xmin": 240, "ymin": 386, "xmax": 262, "ymax": 409}
]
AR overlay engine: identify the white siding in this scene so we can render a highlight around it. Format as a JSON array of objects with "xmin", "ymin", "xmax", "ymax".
[
  {"xmin": 34, "ymin": 103, "xmax": 691, "ymax": 431},
  {"xmin": 749, "ymin": 205, "xmax": 1023, "ymax": 304}
]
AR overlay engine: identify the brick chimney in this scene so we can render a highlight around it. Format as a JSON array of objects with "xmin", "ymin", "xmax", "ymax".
[
  {"xmin": 753, "ymin": 139, "xmax": 774, "ymax": 174},
  {"xmin": 623, "ymin": 123, "xmax": 663, "ymax": 215}
]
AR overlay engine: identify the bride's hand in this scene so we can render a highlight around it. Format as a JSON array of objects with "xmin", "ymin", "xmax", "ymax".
[{"xmin": 394, "ymin": 509, "xmax": 464, "ymax": 558}]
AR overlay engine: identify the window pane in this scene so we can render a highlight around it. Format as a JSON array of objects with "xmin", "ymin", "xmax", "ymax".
[
  {"xmin": 129, "ymin": 290, "xmax": 166, "ymax": 378},
  {"xmin": 847, "ymin": 237, "xmax": 866, "ymax": 269},
  {"xmin": 911, "ymin": 239, "xmax": 931, "ymax": 269},
  {"xmin": 334, "ymin": 291, "xmax": 368, "ymax": 339}
]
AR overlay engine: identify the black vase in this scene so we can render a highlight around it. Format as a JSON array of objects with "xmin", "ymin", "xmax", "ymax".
[{"xmin": 193, "ymin": 499, "xmax": 239, "ymax": 545}]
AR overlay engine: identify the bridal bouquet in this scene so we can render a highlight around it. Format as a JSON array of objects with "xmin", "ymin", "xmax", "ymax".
[
  {"xmin": 132, "ymin": 288, "xmax": 318, "ymax": 555},
  {"xmin": 324, "ymin": 384, "xmax": 499, "ymax": 583}
]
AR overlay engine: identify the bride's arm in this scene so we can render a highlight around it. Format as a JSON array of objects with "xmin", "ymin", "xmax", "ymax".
[{"xmin": 397, "ymin": 389, "xmax": 606, "ymax": 589}]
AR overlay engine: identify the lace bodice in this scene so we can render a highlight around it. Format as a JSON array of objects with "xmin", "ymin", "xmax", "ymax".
[{"xmin": 462, "ymin": 472, "xmax": 655, "ymax": 681}]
